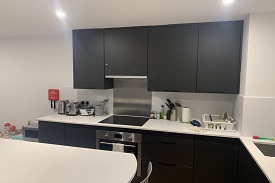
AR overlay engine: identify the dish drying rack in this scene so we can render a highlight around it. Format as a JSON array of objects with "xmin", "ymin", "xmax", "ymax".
[{"xmin": 202, "ymin": 114, "xmax": 236, "ymax": 132}]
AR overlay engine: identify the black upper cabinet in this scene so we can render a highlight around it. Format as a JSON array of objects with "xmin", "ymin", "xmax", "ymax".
[
  {"xmin": 197, "ymin": 21, "xmax": 243, "ymax": 94},
  {"xmin": 73, "ymin": 29, "xmax": 113, "ymax": 89},
  {"xmin": 104, "ymin": 27, "xmax": 148, "ymax": 76},
  {"xmin": 148, "ymin": 25, "xmax": 198, "ymax": 92}
]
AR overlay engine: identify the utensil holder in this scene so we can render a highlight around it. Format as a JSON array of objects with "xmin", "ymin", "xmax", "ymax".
[{"xmin": 169, "ymin": 109, "xmax": 177, "ymax": 121}]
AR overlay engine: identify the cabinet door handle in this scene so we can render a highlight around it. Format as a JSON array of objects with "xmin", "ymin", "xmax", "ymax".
[
  {"xmin": 157, "ymin": 162, "xmax": 192, "ymax": 168},
  {"xmin": 158, "ymin": 162, "xmax": 176, "ymax": 167},
  {"xmin": 207, "ymin": 91, "xmax": 225, "ymax": 93},
  {"xmin": 159, "ymin": 141, "xmax": 177, "ymax": 145},
  {"xmin": 164, "ymin": 90, "xmax": 179, "ymax": 92}
]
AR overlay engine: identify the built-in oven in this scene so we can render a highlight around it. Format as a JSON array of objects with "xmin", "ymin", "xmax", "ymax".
[{"xmin": 96, "ymin": 130, "xmax": 142, "ymax": 177}]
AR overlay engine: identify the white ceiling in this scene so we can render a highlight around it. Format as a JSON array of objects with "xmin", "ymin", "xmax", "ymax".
[{"xmin": 1, "ymin": 0, "xmax": 275, "ymax": 38}]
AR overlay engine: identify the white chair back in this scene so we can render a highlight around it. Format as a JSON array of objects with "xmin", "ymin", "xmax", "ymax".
[{"xmin": 140, "ymin": 162, "xmax": 152, "ymax": 183}]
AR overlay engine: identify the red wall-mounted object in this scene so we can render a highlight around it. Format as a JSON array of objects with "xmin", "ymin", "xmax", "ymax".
[{"xmin": 48, "ymin": 89, "xmax": 59, "ymax": 101}]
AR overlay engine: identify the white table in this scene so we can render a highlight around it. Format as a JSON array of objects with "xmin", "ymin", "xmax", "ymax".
[{"xmin": 0, "ymin": 139, "xmax": 137, "ymax": 183}]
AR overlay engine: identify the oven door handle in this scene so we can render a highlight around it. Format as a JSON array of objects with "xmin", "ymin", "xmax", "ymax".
[{"xmin": 99, "ymin": 141, "xmax": 136, "ymax": 148}]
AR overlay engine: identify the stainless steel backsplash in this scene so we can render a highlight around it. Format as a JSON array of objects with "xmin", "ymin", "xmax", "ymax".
[{"xmin": 113, "ymin": 79, "xmax": 152, "ymax": 117}]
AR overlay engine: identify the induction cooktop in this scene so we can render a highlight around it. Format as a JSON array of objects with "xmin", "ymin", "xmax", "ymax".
[{"xmin": 99, "ymin": 115, "xmax": 149, "ymax": 127}]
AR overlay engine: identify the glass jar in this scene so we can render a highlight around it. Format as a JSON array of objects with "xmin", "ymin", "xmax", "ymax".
[
  {"xmin": 9, "ymin": 125, "xmax": 16, "ymax": 136},
  {"xmin": 3, "ymin": 122, "xmax": 11, "ymax": 139}
]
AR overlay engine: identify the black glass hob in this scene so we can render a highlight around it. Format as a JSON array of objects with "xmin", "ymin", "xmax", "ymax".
[{"xmin": 99, "ymin": 115, "xmax": 149, "ymax": 127}]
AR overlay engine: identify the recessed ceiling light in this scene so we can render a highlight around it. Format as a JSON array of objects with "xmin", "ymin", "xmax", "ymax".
[
  {"xmin": 223, "ymin": 0, "xmax": 234, "ymax": 4},
  {"xmin": 56, "ymin": 11, "xmax": 66, "ymax": 18}
]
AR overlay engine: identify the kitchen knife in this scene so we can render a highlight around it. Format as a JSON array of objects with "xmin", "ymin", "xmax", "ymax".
[
  {"xmin": 166, "ymin": 99, "xmax": 175, "ymax": 109},
  {"xmin": 165, "ymin": 102, "xmax": 172, "ymax": 109}
]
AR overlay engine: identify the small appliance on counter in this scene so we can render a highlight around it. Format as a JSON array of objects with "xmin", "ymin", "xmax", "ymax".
[
  {"xmin": 66, "ymin": 102, "xmax": 80, "ymax": 116},
  {"xmin": 94, "ymin": 99, "xmax": 108, "ymax": 116},
  {"xmin": 23, "ymin": 122, "xmax": 39, "ymax": 142},
  {"xmin": 79, "ymin": 101, "xmax": 95, "ymax": 116},
  {"xmin": 57, "ymin": 100, "xmax": 69, "ymax": 114}
]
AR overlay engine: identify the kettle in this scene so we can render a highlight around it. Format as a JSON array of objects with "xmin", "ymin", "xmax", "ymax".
[{"xmin": 57, "ymin": 100, "xmax": 68, "ymax": 114}]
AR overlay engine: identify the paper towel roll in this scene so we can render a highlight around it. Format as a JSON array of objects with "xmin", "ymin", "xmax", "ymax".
[{"xmin": 182, "ymin": 107, "xmax": 191, "ymax": 122}]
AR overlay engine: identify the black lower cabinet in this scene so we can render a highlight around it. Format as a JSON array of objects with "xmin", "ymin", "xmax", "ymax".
[
  {"xmin": 65, "ymin": 124, "xmax": 96, "ymax": 149},
  {"xmin": 38, "ymin": 122, "xmax": 270, "ymax": 183},
  {"xmin": 239, "ymin": 144, "xmax": 270, "ymax": 183},
  {"xmin": 143, "ymin": 161, "xmax": 193, "ymax": 183},
  {"xmin": 194, "ymin": 136, "xmax": 240, "ymax": 183},
  {"xmin": 39, "ymin": 121, "xmax": 65, "ymax": 145},
  {"xmin": 141, "ymin": 132, "xmax": 194, "ymax": 183}
]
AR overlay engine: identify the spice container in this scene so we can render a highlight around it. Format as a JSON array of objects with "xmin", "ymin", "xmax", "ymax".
[
  {"xmin": 150, "ymin": 110, "xmax": 154, "ymax": 119},
  {"xmin": 9, "ymin": 125, "xmax": 16, "ymax": 136}
]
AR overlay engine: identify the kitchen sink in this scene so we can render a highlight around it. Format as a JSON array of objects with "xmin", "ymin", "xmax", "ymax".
[{"xmin": 254, "ymin": 142, "xmax": 275, "ymax": 157}]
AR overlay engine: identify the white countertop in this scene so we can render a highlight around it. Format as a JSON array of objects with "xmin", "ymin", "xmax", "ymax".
[
  {"xmin": 37, "ymin": 114, "xmax": 240, "ymax": 138},
  {"xmin": 241, "ymin": 137, "xmax": 275, "ymax": 183},
  {"xmin": 0, "ymin": 139, "xmax": 137, "ymax": 183}
]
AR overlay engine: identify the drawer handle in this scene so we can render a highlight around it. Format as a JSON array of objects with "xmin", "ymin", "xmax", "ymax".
[
  {"xmin": 158, "ymin": 163, "xmax": 176, "ymax": 167},
  {"xmin": 159, "ymin": 141, "xmax": 176, "ymax": 145},
  {"xmin": 99, "ymin": 142, "xmax": 135, "ymax": 148},
  {"xmin": 163, "ymin": 90, "xmax": 180, "ymax": 92},
  {"xmin": 157, "ymin": 163, "xmax": 192, "ymax": 168},
  {"xmin": 207, "ymin": 91, "xmax": 225, "ymax": 93}
]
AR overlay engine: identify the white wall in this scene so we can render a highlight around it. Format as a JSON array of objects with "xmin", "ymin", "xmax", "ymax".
[
  {"xmin": 0, "ymin": 33, "xmax": 73, "ymax": 131},
  {"xmin": 77, "ymin": 89, "xmax": 113, "ymax": 115},
  {"xmin": 245, "ymin": 12, "xmax": 275, "ymax": 97},
  {"xmin": 236, "ymin": 11, "xmax": 275, "ymax": 136}
]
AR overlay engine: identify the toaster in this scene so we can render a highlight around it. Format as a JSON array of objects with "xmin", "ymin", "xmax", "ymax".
[{"xmin": 66, "ymin": 102, "xmax": 80, "ymax": 116}]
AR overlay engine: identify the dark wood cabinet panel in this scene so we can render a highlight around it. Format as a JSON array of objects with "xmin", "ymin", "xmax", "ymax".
[
  {"xmin": 239, "ymin": 144, "xmax": 270, "ymax": 183},
  {"xmin": 145, "ymin": 161, "xmax": 193, "ymax": 183},
  {"xmin": 148, "ymin": 25, "xmax": 198, "ymax": 92},
  {"xmin": 142, "ymin": 135, "xmax": 193, "ymax": 167},
  {"xmin": 105, "ymin": 27, "xmax": 148, "ymax": 76},
  {"xmin": 194, "ymin": 136, "xmax": 240, "ymax": 183},
  {"xmin": 39, "ymin": 121, "xmax": 65, "ymax": 145},
  {"xmin": 73, "ymin": 29, "xmax": 113, "ymax": 89},
  {"xmin": 65, "ymin": 124, "xmax": 96, "ymax": 149},
  {"xmin": 141, "ymin": 132, "xmax": 194, "ymax": 183},
  {"xmin": 197, "ymin": 21, "xmax": 243, "ymax": 94}
]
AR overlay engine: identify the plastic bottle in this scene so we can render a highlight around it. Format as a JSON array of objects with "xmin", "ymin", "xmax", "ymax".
[
  {"xmin": 155, "ymin": 112, "xmax": 160, "ymax": 119},
  {"xmin": 163, "ymin": 111, "xmax": 167, "ymax": 120},
  {"xmin": 3, "ymin": 122, "xmax": 11, "ymax": 139},
  {"xmin": 160, "ymin": 105, "xmax": 165, "ymax": 119}
]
